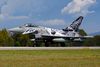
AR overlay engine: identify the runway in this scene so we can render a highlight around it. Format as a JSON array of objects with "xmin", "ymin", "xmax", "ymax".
[{"xmin": 0, "ymin": 47, "xmax": 100, "ymax": 50}]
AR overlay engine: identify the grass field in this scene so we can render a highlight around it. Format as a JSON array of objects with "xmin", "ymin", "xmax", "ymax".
[{"xmin": 0, "ymin": 49, "xmax": 100, "ymax": 67}]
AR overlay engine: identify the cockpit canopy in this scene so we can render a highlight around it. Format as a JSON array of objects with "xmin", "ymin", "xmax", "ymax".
[{"xmin": 23, "ymin": 23, "xmax": 38, "ymax": 27}]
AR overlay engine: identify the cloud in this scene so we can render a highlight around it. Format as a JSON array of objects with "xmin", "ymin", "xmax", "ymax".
[
  {"xmin": 0, "ymin": 14, "xmax": 29, "ymax": 21},
  {"xmin": 61, "ymin": 0, "xmax": 96, "ymax": 16},
  {"xmin": 38, "ymin": 19, "xmax": 66, "ymax": 26},
  {"xmin": 0, "ymin": 0, "xmax": 45, "ymax": 21}
]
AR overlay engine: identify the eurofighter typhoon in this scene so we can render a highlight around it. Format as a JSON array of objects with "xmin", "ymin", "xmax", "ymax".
[{"xmin": 8, "ymin": 16, "xmax": 93, "ymax": 46}]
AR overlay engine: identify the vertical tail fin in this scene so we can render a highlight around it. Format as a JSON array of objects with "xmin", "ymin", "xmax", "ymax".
[
  {"xmin": 63, "ymin": 16, "xmax": 83, "ymax": 32},
  {"xmin": 70, "ymin": 16, "xmax": 83, "ymax": 31}
]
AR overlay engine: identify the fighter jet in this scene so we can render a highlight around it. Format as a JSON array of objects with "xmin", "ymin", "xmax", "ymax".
[{"xmin": 8, "ymin": 16, "xmax": 93, "ymax": 46}]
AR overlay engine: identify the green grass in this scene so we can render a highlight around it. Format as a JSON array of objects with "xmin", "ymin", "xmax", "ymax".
[{"xmin": 0, "ymin": 49, "xmax": 100, "ymax": 67}]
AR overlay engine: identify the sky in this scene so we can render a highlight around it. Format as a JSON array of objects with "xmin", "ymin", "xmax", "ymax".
[{"xmin": 0, "ymin": 0, "xmax": 99, "ymax": 34}]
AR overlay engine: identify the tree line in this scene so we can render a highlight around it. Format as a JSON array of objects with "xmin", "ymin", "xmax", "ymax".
[{"xmin": 0, "ymin": 29, "xmax": 99, "ymax": 47}]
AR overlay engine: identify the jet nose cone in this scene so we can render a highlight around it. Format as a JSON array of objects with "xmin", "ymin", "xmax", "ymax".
[
  {"xmin": 8, "ymin": 28, "xmax": 18, "ymax": 32},
  {"xmin": 8, "ymin": 27, "xmax": 23, "ymax": 32}
]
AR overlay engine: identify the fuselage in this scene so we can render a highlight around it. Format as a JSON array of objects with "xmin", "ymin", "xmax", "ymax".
[{"xmin": 8, "ymin": 24, "xmax": 80, "ymax": 38}]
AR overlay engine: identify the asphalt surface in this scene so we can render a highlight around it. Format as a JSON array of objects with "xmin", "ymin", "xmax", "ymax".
[{"xmin": 0, "ymin": 47, "xmax": 100, "ymax": 50}]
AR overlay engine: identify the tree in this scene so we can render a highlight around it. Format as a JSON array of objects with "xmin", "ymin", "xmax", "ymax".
[
  {"xmin": 12, "ymin": 33, "xmax": 33, "ymax": 47},
  {"xmin": 83, "ymin": 38, "xmax": 94, "ymax": 46},
  {"xmin": 0, "ymin": 29, "xmax": 14, "ymax": 46},
  {"xmin": 79, "ymin": 29, "xmax": 87, "ymax": 36},
  {"xmin": 83, "ymin": 35, "xmax": 100, "ymax": 46},
  {"xmin": 93, "ymin": 35, "xmax": 100, "ymax": 46}
]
